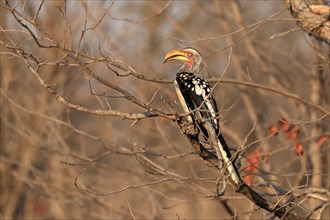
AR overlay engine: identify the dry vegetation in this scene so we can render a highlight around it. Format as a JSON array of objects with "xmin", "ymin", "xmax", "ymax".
[{"xmin": 1, "ymin": 1, "xmax": 329, "ymax": 219}]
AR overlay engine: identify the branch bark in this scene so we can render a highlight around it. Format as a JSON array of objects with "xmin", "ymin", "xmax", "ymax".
[
  {"xmin": 177, "ymin": 116, "xmax": 304, "ymax": 220},
  {"xmin": 287, "ymin": 0, "xmax": 330, "ymax": 44}
]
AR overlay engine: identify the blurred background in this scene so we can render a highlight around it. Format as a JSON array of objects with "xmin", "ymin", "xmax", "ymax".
[{"xmin": 1, "ymin": 1, "xmax": 329, "ymax": 219}]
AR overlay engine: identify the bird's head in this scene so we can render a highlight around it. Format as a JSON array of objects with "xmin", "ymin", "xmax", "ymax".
[{"xmin": 164, "ymin": 47, "xmax": 203, "ymax": 73}]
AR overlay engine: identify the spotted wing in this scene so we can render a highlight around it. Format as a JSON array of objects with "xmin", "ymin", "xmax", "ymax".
[{"xmin": 175, "ymin": 72, "xmax": 220, "ymax": 134}]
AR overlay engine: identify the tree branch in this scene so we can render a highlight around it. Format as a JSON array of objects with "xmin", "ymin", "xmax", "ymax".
[{"xmin": 177, "ymin": 116, "xmax": 304, "ymax": 220}]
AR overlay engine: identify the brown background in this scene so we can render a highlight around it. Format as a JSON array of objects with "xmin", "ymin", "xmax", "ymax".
[{"xmin": 1, "ymin": 1, "xmax": 329, "ymax": 219}]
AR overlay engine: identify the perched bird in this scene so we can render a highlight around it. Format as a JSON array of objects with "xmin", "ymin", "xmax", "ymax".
[{"xmin": 164, "ymin": 47, "xmax": 241, "ymax": 185}]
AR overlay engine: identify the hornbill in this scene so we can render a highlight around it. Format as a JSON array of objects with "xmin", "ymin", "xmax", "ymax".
[{"xmin": 164, "ymin": 48, "xmax": 242, "ymax": 186}]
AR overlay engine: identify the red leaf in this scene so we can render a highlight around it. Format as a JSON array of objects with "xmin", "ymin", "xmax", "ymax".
[
  {"xmin": 291, "ymin": 132, "xmax": 297, "ymax": 141},
  {"xmin": 295, "ymin": 143, "xmax": 304, "ymax": 156},
  {"xmin": 251, "ymin": 147, "xmax": 260, "ymax": 164},
  {"xmin": 243, "ymin": 175, "xmax": 253, "ymax": 185},
  {"xmin": 268, "ymin": 125, "xmax": 279, "ymax": 136},
  {"xmin": 290, "ymin": 125, "xmax": 300, "ymax": 141},
  {"xmin": 246, "ymin": 163, "xmax": 255, "ymax": 172},
  {"xmin": 278, "ymin": 118, "xmax": 290, "ymax": 131},
  {"xmin": 244, "ymin": 147, "xmax": 262, "ymax": 185},
  {"xmin": 316, "ymin": 136, "xmax": 328, "ymax": 147},
  {"xmin": 245, "ymin": 147, "xmax": 261, "ymax": 172},
  {"xmin": 285, "ymin": 130, "xmax": 292, "ymax": 139}
]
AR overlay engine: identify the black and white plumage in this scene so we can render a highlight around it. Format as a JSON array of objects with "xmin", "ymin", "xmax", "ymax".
[
  {"xmin": 175, "ymin": 72, "xmax": 219, "ymax": 133},
  {"xmin": 164, "ymin": 48, "xmax": 242, "ymax": 185}
]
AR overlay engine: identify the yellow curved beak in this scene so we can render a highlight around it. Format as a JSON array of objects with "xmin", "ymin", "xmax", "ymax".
[{"xmin": 163, "ymin": 49, "xmax": 189, "ymax": 63}]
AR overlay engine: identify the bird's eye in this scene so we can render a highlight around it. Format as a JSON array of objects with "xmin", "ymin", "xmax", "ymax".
[{"xmin": 187, "ymin": 52, "xmax": 192, "ymax": 57}]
